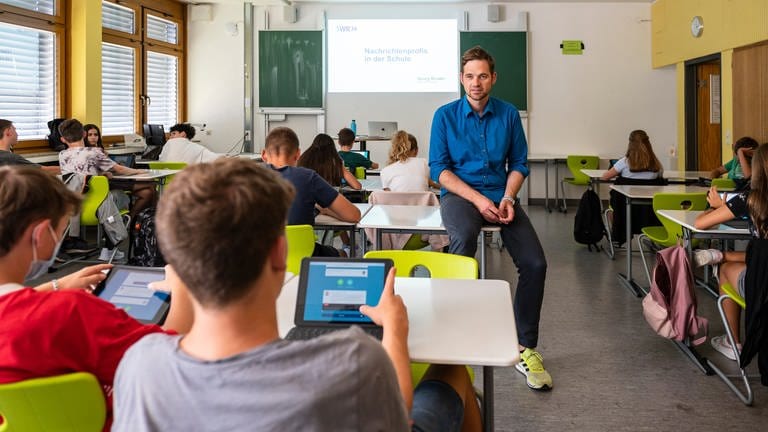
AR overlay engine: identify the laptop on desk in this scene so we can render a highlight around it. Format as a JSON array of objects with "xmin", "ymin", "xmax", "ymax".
[
  {"xmin": 284, "ymin": 257, "xmax": 393, "ymax": 341},
  {"xmin": 367, "ymin": 121, "xmax": 398, "ymax": 139}
]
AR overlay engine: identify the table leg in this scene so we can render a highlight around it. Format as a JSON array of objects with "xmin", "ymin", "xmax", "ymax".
[
  {"xmin": 349, "ymin": 227, "xmax": 356, "ymax": 257},
  {"xmin": 544, "ymin": 161, "xmax": 551, "ymax": 212},
  {"xmin": 555, "ymin": 159, "xmax": 563, "ymax": 212},
  {"xmin": 617, "ymin": 197, "xmax": 643, "ymax": 297},
  {"xmin": 483, "ymin": 366, "xmax": 494, "ymax": 432},
  {"xmin": 359, "ymin": 140, "xmax": 367, "ymax": 152},
  {"xmin": 360, "ymin": 228, "xmax": 367, "ymax": 256},
  {"xmin": 479, "ymin": 232, "xmax": 486, "ymax": 279},
  {"xmin": 376, "ymin": 229, "xmax": 382, "ymax": 251}
]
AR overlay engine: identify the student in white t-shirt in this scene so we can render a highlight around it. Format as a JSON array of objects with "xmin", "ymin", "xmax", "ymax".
[
  {"xmin": 159, "ymin": 123, "xmax": 221, "ymax": 165},
  {"xmin": 381, "ymin": 131, "xmax": 440, "ymax": 192}
]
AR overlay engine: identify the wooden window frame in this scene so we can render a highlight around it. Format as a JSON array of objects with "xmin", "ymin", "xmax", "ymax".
[{"xmin": 0, "ymin": 1, "xmax": 65, "ymax": 152}]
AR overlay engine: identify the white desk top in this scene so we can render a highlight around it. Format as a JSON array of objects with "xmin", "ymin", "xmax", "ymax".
[
  {"xmin": 314, "ymin": 203, "xmax": 372, "ymax": 227},
  {"xmin": 582, "ymin": 169, "xmax": 710, "ymax": 181},
  {"xmin": 23, "ymin": 145, "xmax": 145, "ymax": 164},
  {"xmin": 609, "ymin": 184, "xmax": 709, "ymax": 199},
  {"xmin": 277, "ymin": 276, "xmax": 519, "ymax": 366},
  {"xmin": 657, "ymin": 210, "xmax": 750, "ymax": 235},
  {"xmin": 527, "ymin": 153, "xmax": 568, "ymax": 161},
  {"xmin": 359, "ymin": 177, "xmax": 382, "ymax": 191},
  {"xmin": 357, "ymin": 204, "xmax": 444, "ymax": 231},
  {"xmin": 111, "ymin": 169, "xmax": 180, "ymax": 181}
]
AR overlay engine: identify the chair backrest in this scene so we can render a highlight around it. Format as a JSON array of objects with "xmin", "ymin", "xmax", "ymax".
[
  {"xmin": 363, "ymin": 250, "xmax": 477, "ymax": 279},
  {"xmin": 566, "ymin": 155, "xmax": 600, "ymax": 185},
  {"xmin": 711, "ymin": 177, "xmax": 737, "ymax": 190},
  {"xmin": 653, "ymin": 192, "xmax": 709, "ymax": 243},
  {"xmin": 147, "ymin": 162, "xmax": 187, "ymax": 170},
  {"xmin": 81, "ymin": 176, "xmax": 110, "ymax": 227},
  {"xmin": 285, "ymin": 224, "xmax": 315, "ymax": 274},
  {"xmin": 0, "ymin": 372, "xmax": 106, "ymax": 432}
]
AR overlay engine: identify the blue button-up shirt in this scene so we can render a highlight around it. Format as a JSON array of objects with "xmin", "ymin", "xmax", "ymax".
[{"xmin": 429, "ymin": 96, "xmax": 529, "ymax": 203}]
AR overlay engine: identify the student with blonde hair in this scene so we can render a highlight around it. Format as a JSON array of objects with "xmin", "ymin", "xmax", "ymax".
[{"xmin": 381, "ymin": 131, "xmax": 439, "ymax": 192}]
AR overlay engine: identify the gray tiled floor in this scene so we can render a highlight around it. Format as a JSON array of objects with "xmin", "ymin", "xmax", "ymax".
[{"xmin": 481, "ymin": 205, "xmax": 767, "ymax": 431}]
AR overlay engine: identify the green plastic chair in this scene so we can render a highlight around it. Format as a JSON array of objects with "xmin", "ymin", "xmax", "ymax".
[
  {"xmin": 363, "ymin": 250, "xmax": 477, "ymax": 386},
  {"xmin": 148, "ymin": 162, "xmax": 187, "ymax": 184},
  {"xmin": 637, "ymin": 192, "xmax": 708, "ymax": 286},
  {"xmin": 559, "ymin": 155, "xmax": 599, "ymax": 212},
  {"xmin": 285, "ymin": 225, "xmax": 316, "ymax": 275},
  {"xmin": 80, "ymin": 175, "xmax": 110, "ymax": 249},
  {"xmin": 0, "ymin": 372, "xmax": 106, "ymax": 432},
  {"xmin": 706, "ymin": 283, "xmax": 753, "ymax": 405},
  {"xmin": 711, "ymin": 178, "xmax": 736, "ymax": 190}
]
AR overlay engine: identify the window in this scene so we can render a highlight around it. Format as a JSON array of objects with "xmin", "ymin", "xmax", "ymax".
[
  {"xmin": 0, "ymin": 0, "xmax": 54, "ymax": 15},
  {"xmin": 101, "ymin": 42, "xmax": 135, "ymax": 135},
  {"xmin": 0, "ymin": 0, "xmax": 62, "ymax": 148},
  {"xmin": 146, "ymin": 51, "xmax": 178, "ymax": 131},
  {"xmin": 101, "ymin": 0, "xmax": 185, "ymax": 139}
]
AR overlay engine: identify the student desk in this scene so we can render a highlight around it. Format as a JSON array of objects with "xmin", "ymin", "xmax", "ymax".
[
  {"xmin": 609, "ymin": 184, "xmax": 709, "ymax": 297},
  {"xmin": 527, "ymin": 154, "xmax": 567, "ymax": 212},
  {"xmin": 313, "ymin": 203, "xmax": 372, "ymax": 257},
  {"xmin": 110, "ymin": 169, "xmax": 180, "ymax": 194},
  {"xmin": 354, "ymin": 135, "xmax": 390, "ymax": 152},
  {"xmin": 23, "ymin": 145, "xmax": 145, "ymax": 164},
  {"xmin": 277, "ymin": 276, "xmax": 519, "ymax": 432},
  {"xmin": 581, "ymin": 169, "xmax": 712, "ymax": 185},
  {"xmin": 358, "ymin": 204, "xmax": 497, "ymax": 278},
  {"xmin": 656, "ymin": 209, "xmax": 751, "ymax": 297}
]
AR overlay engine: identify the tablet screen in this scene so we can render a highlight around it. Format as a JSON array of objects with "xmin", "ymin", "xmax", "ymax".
[
  {"xmin": 94, "ymin": 266, "xmax": 170, "ymax": 324},
  {"xmin": 297, "ymin": 258, "xmax": 391, "ymax": 324}
]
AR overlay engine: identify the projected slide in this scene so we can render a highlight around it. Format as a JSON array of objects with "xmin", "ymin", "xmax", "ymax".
[{"xmin": 328, "ymin": 19, "xmax": 458, "ymax": 93}]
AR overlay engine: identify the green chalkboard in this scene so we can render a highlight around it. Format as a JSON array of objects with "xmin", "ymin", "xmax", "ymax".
[
  {"xmin": 258, "ymin": 31, "xmax": 323, "ymax": 108},
  {"xmin": 460, "ymin": 32, "xmax": 527, "ymax": 111}
]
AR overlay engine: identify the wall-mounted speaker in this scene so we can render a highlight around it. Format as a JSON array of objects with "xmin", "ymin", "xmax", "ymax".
[
  {"xmin": 190, "ymin": 4, "xmax": 212, "ymax": 22},
  {"xmin": 487, "ymin": 5, "xmax": 504, "ymax": 23},
  {"xmin": 283, "ymin": 5, "xmax": 297, "ymax": 24}
]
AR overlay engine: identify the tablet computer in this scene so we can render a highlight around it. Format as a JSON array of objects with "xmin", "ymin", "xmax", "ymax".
[{"xmin": 93, "ymin": 265, "xmax": 170, "ymax": 325}]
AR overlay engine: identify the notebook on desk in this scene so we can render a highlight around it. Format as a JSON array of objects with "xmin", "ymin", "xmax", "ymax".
[
  {"xmin": 367, "ymin": 121, "xmax": 398, "ymax": 139},
  {"xmin": 284, "ymin": 257, "xmax": 393, "ymax": 341}
]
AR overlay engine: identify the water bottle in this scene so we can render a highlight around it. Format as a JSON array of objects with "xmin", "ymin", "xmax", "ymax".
[{"xmin": 350, "ymin": 120, "xmax": 357, "ymax": 136}]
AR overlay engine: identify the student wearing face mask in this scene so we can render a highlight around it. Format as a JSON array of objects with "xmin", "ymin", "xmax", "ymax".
[{"xmin": 0, "ymin": 166, "xmax": 194, "ymax": 430}]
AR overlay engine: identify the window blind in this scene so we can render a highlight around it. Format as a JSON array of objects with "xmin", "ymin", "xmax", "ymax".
[
  {"xmin": 146, "ymin": 14, "xmax": 177, "ymax": 44},
  {"xmin": 102, "ymin": 1, "xmax": 134, "ymax": 34},
  {"xmin": 146, "ymin": 51, "xmax": 178, "ymax": 131},
  {"xmin": 0, "ymin": 22, "xmax": 55, "ymax": 139},
  {"xmin": 0, "ymin": 0, "xmax": 54, "ymax": 15},
  {"xmin": 101, "ymin": 42, "xmax": 135, "ymax": 135}
]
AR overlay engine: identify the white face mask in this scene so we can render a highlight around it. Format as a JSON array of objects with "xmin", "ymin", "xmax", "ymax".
[{"xmin": 25, "ymin": 224, "xmax": 66, "ymax": 281}]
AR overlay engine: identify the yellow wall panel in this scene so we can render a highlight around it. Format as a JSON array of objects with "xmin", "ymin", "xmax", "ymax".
[{"xmin": 69, "ymin": 0, "xmax": 102, "ymax": 124}]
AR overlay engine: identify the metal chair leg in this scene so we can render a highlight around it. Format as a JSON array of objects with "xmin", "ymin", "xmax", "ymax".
[
  {"xmin": 637, "ymin": 234, "xmax": 653, "ymax": 289},
  {"xmin": 706, "ymin": 295, "xmax": 754, "ymax": 405},
  {"xmin": 559, "ymin": 180, "xmax": 567, "ymax": 213},
  {"xmin": 602, "ymin": 208, "xmax": 615, "ymax": 259}
]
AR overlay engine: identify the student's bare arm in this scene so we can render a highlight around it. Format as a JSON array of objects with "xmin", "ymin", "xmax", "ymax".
[
  {"xmin": 343, "ymin": 168, "xmax": 362, "ymax": 190},
  {"xmin": 694, "ymin": 204, "xmax": 735, "ymax": 230},
  {"xmin": 326, "ymin": 194, "xmax": 361, "ymax": 222},
  {"xmin": 710, "ymin": 166, "xmax": 727, "ymax": 179},
  {"xmin": 600, "ymin": 167, "xmax": 619, "ymax": 181}
]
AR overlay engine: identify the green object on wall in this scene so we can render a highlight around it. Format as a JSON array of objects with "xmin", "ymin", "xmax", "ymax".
[
  {"xmin": 258, "ymin": 30, "xmax": 323, "ymax": 108},
  {"xmin": 459, "ymin": 31, "xmax": 527, "ymax": 111}
]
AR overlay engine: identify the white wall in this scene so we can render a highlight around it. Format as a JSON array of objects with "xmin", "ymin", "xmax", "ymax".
[
  {"xmin": 187, "ymin": 2, "xmax": 676, "ymax": 200},
  {"xmin": 187, "ymin": 3, "xmax": 245, "ymax": 154}
]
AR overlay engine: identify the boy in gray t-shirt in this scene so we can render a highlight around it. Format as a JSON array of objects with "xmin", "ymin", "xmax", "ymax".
[{"xmin": 112, "ymin": 144, "xmax": 481, "ymax": 431}]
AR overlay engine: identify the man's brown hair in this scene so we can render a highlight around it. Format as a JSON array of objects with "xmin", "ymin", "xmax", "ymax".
[
  {"xmin": 264, "ymin": 127, "xmax": 300, "ymax": 157},
  {"xmin": 58, "ymin": 119, "xmax": 84, "ymax": 144},
  {"xmin": 338, "ymin": 128, "xmax": 355, "ymax": 147},
  {"xmin": 156, "ymin": 158, "xmax": 295, "ymax": 308},
  {"xmin": 0, "ymin": 166, "xmax": 81, "ymax": 257},
  {"xmin": 0, "ymin": 119, "xmax": 12, "ymax": 137},
  {"xmin": 461, "ymin": 46, "xmax": 495, "ymax": 74}
]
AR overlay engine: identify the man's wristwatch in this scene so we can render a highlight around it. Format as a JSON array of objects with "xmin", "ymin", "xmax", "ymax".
[{"xmin": 501, "ymin": 196, "xmax": 518, "ymax": 205}]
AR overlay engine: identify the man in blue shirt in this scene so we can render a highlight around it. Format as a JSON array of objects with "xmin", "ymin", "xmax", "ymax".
[{"xmin": 429, "ymin": 46, "xmax": 551, "ymax": 391}]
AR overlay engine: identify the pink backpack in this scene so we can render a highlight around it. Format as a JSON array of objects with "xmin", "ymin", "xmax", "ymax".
[{"xmin": 642, "ymin": 245, "xmax": 708, "ymax": 345}]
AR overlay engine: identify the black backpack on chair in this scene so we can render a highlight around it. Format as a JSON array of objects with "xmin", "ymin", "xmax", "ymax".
[
  {"xmin": 46, "ymin": 118, "xmax": 68, "ymax": 152},
  {"xmin": 129, "ymin": 207, "xmax": 165, "ymax": 267},
  {"xmin": 573, "ymin": 187, "xmax": 605, "ymax": 251}
]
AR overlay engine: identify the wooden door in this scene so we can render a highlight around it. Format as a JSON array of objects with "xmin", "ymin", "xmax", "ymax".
[
  {"xmin": 695, "ymin": 62, "xmax": 722, "ymax": 171},
  {"xmin": 734, "ymin": 42, "xmax": 768, "ymax": 144}
]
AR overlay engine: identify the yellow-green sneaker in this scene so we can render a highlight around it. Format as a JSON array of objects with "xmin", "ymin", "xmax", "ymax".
[{"xmin": 515, "ymin": 348, "xmax": 553, "ymax": 391}]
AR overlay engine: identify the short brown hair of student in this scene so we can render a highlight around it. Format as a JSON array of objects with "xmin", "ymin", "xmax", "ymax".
[
  {"xmin": 461, "ymin": 45, "xmax": 495, "ymax": 74},
  {"xmin": 58, "ymin": 119, "xmax": 85, "ymax": 144},
  {"xmin": 0, "ymin": 119, "xmax": 13, "ymax": 136},
  {"xmin": 156, "ymin": 158, "xmax": 295, "ymax": 308},
  {"xmin": 265, "ymin": 127, "xmax": 300, "ymax": 157},
  {"xmin": 0, "ymin": 166, "xmax": 81, "ymax": 258},
  {"xmin": 338, "ymin": 128, "xmax": 355, "ymax": 147}
]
